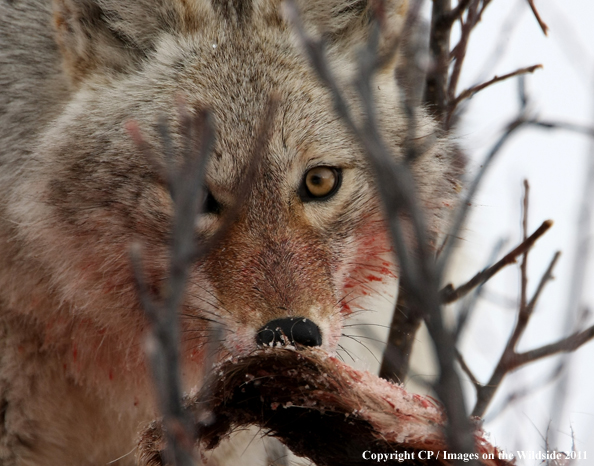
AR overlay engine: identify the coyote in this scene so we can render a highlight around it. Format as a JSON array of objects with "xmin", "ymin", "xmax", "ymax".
[{"xmin": 0, "ymin": 0, "xmax": 461, "ymax": 464}]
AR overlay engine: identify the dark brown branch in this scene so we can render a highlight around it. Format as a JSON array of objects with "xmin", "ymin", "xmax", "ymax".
[
  {"xmin": 471, "ymin": 251, "xmax": 561, "ymax": 417},
  {"xmin": 425, "ymin": 0, "xmax": 453, "ymax": 121},
  {"xmin": 379, "ymin": 286, "xmax": 422, "ymax": 383},
  {"xmin": 446, "ymin": 0, "xmax": 479, "ymax": 125},
  {"xmin": 450, "ymin": 65, "xmax": 543, "ymax": 114},
  {"xmin": 527, "ymin": 0, "xmax": 549, "ymax": 36},
  {"xmin": 527, "ymin": 119, "xmax": 594, "ymax": 137},
  {"xmin": 446, "ymin": 0, "xmax": 475, "ymax": 25},
  {"xmin": 520, "ymin": 180, "xmax": 530, "ymax": 315},
  {"xmin": 440, "ymin": 220, "xmax": 553, "ymax": 304},
  {"xmin": 514, "ymin": 325, "xmax": 594, "ymax": 367}
]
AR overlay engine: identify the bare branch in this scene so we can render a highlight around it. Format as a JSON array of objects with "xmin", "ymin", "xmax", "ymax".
[
  {"xmin": 425, "ymin": 0, "xmax": 453, "ymax": 121},
  {"xmin": 471, "ymin": 251, "xmax": 561, "ymax": 418},
  {"xmin": 441, "ymin": 221, "xmax": 553, "ymax": 304},
  {"xmin": 526, "ymin": 119, "xmax": 594, "ymax": 137},
  {"xmin": 456, "ymin": 349, "xmax": 481, "ymax": 389},
  {"xmin": 450, "ymin": 65, "xmax": 543, "ymax": 114},
  {"xmin": 379, "ymin": 287, "xmax": 421, "ymax": 383},
  {"xmin": 446, "ymin": 0, "xmax": 475, "ymax": 25},
  {"xmin": 286, "ymin": 1, "xmax": 477, "ymax": 457},
  {"xmin": 514, "ymin": 325, "xmax": 594, "ymax": 367},
  {"xmin": 520, "ymin": 180, "xmax": 530, "ymax": 315},
  {"xmin": 526, "ymin": 0, "xmax": 549, "ymax": 36},
  {"xmin": 446, "ymin": 0, "xmax": 480, "ymax": 125}
]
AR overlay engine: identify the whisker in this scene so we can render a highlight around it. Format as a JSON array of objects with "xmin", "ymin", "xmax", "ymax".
[
  {"xmin": 341, "ymin": 334, "xmax": 380, "ymax": 364},
  {"xmin": 342, "ymin": 323, "xmax": 391, "ymax": 329},
  {"xmin": 342, "ymin": 333, "xmax": 387, "ymax": 345},
  {"xmin": 336, "ymin": 343, "xmax": 355, "ymax": 362}
]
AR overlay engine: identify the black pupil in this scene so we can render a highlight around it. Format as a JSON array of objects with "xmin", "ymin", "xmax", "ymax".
[
  {"xmin": 203, "ymin": 190, "xmax": 221, "ymax": 214},
  {"xmin": 310, "ymin": 174, "xmax": 323, "ymax": 186}
]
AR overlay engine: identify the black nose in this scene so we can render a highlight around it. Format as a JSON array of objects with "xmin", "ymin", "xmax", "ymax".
[{"xmin": 256, "ymin": 317, "xmax": 322, "ymax": 348}]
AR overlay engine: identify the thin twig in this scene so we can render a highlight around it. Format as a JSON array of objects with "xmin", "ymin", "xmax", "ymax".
[
  {"xmin": 450, "ymin": 65, "xmax": 543, "ymax": 114},
  {"xmin": 526, "ymin": 119, "xmax": 594, "ymax": 137},
  {"xmin": 446, "ymin": 0, "xmax": 480, "ymax": 124},
  {"xmin": 456, "ymin": 349, "xmax": 481, "ymax": 389},
  {"xmin": 440, "ymin": 221, "xmax": 552, "ymax": 304},
  {"xmin": 526, "ymin": 0, "xmax": 549, "ymax": 35},
  {"xmin": 129, "ymin": 108, "xmax": 216, "ymax": 466},
  {"xmin": 471, "ymin": 251, "xmax": 561, "ymax": 417},
  {"xmin": 519, "ymin": 180, "xmax": 530, "ymax": 321},
  {"xmin": 513, "ymin": 325, "xmax": 594, "ymax": 367},
  {"xmin": 446, "ymin": 0, "xmax": 475, "ymax": 25}
]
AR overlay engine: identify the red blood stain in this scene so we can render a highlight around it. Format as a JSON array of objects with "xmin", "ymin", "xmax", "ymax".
[
  {"xmin": 109, "ymin": 369, "xmax": 114, "ymax": 381},
  {"xmin": 413, "ymin": 394, "xmax": 432, "ymax": 408},
  {"xmin": 72, "ymin": 344, "xmax": 78, "ymax": 363},
  {"xmin": 366, "ymin": 275, "xmax": 382, "ymax": 282},
  {"xmin": 382, "ymin": 397, "xmax": 396, "ymax": 409}
]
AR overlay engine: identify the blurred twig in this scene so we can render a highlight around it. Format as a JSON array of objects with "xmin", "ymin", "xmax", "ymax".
[{"xmin": 129, "ymin": 108, "xmax": 216, "ymax": 466}]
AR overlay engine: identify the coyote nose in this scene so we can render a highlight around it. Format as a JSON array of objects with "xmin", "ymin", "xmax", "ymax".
[{"xmin": 256, "ymin": 317, "xmax": 322, "ymax": 348}]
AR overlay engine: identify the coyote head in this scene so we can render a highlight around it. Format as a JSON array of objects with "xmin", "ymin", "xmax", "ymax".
[{"xmin": 10, "ymin": 0, "xmax": 461, "ymax": 378}]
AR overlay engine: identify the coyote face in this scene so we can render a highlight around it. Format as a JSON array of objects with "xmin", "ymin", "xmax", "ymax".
[{"xmin": 0, "ymin": 0, "xmax": 461, "ymax": 463}]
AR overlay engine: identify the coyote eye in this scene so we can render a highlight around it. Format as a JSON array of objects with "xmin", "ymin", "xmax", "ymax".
[
  {"xmin": 300, "ymin": 166, "xmax": 342, "ymax": 201},
  {"xmin": 202, "ymin": 189, "xmax": 222, "ymax": 215}
]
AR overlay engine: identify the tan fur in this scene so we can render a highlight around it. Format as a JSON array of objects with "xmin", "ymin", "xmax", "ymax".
[{"xmin": 0, "ymin": 0, "xmax": 462, "ymax": 464}]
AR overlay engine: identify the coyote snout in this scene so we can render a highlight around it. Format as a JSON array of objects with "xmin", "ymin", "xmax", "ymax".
[{"xmin": 199, "ymin": 204, "xmax": 350, "ymax": 355}]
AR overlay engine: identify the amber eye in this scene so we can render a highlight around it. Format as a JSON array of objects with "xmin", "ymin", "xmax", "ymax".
[{"xmin": 300, "ymin": 166, "xmax": 342, "ymax": 201}]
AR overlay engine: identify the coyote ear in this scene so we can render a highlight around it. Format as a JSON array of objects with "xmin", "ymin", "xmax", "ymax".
[
  {"xmin": 295, "ymin": 0, "xmax": 408, "ymax": 62},
  {"xmin": 53, "ymin": 0, "xmax": 141, "ymax": 84},
  {"xmin": 52, "ymin": 0, "xmax": 198, "ymax": 84}
]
